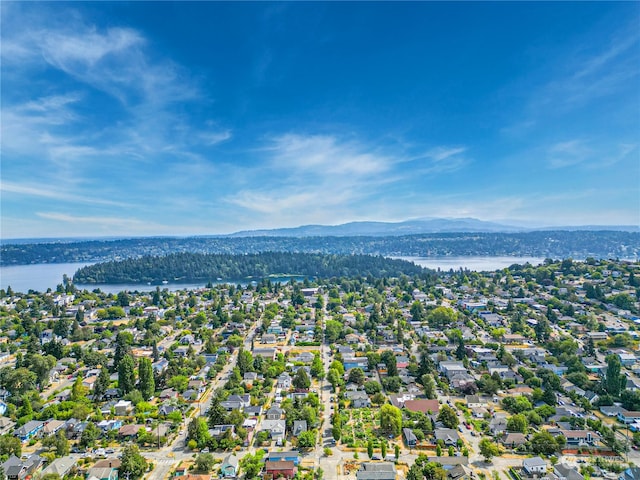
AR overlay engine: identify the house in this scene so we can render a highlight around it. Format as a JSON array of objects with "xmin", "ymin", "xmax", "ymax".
[
  {"xmin": 97, "ymin": 420, "xmax": 123, "ymax": 432},
  {"xmin": 501, "ymin": 432, "xmax": 527, "ymax": 448},
  {"xmin": 41, "ymin": 457, "xmax": 77, "ymax": 478},
  {"xmin": 292, "ymin": 420, "xmax": 307, "ymax": 436},
  {"xmin": 489, "ymin": 415, "xmax": 508, "ymax": 436},
  {"xmin": 465, "ymin": 395, "xmax": 486, "ymax": 408},
  {"xmin": 619, "ymin": 467, "xmax": 640, "ymax": 480},
  {"xmin": 13, "ymin": 420, "xmax": 44, "ymax": 442},
  {"xmin": 42, "ymin": 419, "xmax": 67, "ymax": 436},
  {"xmin": 264, "ymin": 451, "xmax": 300, "ymax": 466},
  {"xmin": 260, "ymin": 420, "xmax": 286, "ymax": 443},
  {"xmin": 434, "ymin": 428, "xmax": 460, "ymax": 446},
  {"xmin": 600, "ymin": 405, "xmax": 625, "ymax": 417},
  {"xmin": 554, "ymin": 464, "xmax": 584, "ymax": 480},
  {"xmin": 244, "ymin": 405, "xmax": 262, "ymax": 417},
  {"xmin": 0, "ymin": 417, "xmax": 15, "ymax": 435},
  {"xmin": 347, "ymin": 391, "xmax": 371, "ymax": 408},
  {"xmin": 252, "ymin": 348, "xmax": 276, "ymax": 360},
  {"xmin": 523, "ymin": 457, "xmax": 547, "ymax": 475},
  {"xmin": 159, "ymin": 404, "xmax": 180, "ymax": 416},
  {"xmin": 404, "ymin": 399, "xmax": 440, "ymax": 415},
  {"xmin": 118, "ymin": 424, "xmax": 145, "ymax": 437},
  {"xmin": 403, "ymin": 428, "xmax": 417, "ymax": 447},
  {"xmin": 209, "ymin": 425, "xmax": 235, "ymax": 438},
  {"xmin": 447, "ymin": 465, "xmax": 471, "ymax": 480},
  {"xmin": 219, "ymin": 454, "xmax": 239, "ymax": 478},
  {"xmin": 114, "ymin": 400, "xmax": 133, "ymax": 416},
  {"xmin": 243, "ymin": 372, "xmax": 258, "ymax": 384},
  {"xmin": 617, "ymin": 409, "xmax": 640, "ymax": 424},
  {"xmin": 556, "ymin": 429, "xmax": 598, "ymax": 446},
  {"xmin": 343, "ymin": 356, "xmax": 369, "ymax": 371},
  {"xmin": 2, "ymin": 456, "xmax": 27, "ymax": 480},
  {"xmin": 277, "ymin": 372, "xmax": 292, "ymax": 389},
  {"xmin": 265, "ymin": 406, "xmax": 284, "ymax": 420},
  {"xmin": 265, "ymin": 461, "xmax": 297, "ymax": 479},
  {"xmin": 221, "ymin": 394, "xmax": 250, "ymax": 412},
  {"xmin": 87, "ymin": 465, "xmax": 119, "ymax": 480},
  {"xmin": 356, "ymin": 462, "xmax": 397, "ymax": 480}
]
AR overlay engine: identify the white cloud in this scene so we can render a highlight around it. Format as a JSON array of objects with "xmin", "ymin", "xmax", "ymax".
[
  {"xmin": 0, "ymin": 181, "xmax": 131, "ymax": 208},
  {"xmin": 199, "ymin": 130, "xmax": 233, "ymax": 146},
  {"xmin": 547, "ymin": 139, "xmax": 591, "ymax": 169}
]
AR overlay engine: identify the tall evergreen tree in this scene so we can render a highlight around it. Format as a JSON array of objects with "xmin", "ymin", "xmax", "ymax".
[
  {"xmin": 118, "ymin": 354, "xmax": 136, "ymax": 394},
  {"xmin": 605, "ymin": 354, "xmax": 624, "ymax": 397},
  {"xmin": 114, "ymin": 332, "xmax": 133, "ymax": 371},
  {"xmin": 93, "ymin": 366, "xmax": 111, "ymax": 403},
  {"xmin": 138, "ymin": 358, "xmax": 155, "ymax": 400}
]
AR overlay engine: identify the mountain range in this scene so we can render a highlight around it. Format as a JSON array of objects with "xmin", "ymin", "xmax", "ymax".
[{"xmin": 228, "ymin": 217, "xmax": 638, "ymax": 237}]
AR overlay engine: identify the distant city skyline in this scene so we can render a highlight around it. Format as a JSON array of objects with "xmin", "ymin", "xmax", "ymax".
[{"xmin": 1, "ymin": 2, "xmax": 639, "ymax": 238}]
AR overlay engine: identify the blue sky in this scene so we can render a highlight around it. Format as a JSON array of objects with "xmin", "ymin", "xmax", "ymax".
[{"xmin": 1, "ymin": 1, "xmax": 639, "ymax": 239}]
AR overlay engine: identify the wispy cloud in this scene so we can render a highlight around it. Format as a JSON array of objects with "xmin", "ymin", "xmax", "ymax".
[
  {"xmin": 224, "ymin": 133, "xmax": 469, "ymax": 227},
  {"xmin": 1, "ymin": 5, "xmax": 231, "ymax": 211},
  {"xmin": 542, "ymin": 27, "xmax": 639, "ymax": 109},
  {"xmin": 547, "ymin": 139, "xmax": 591, "ymax": 169},
  {"xmin": 0, "ymin": 181, "xmax": 132, "ymax": 208}
]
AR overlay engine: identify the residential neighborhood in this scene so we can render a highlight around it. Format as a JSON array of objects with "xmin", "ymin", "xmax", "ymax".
[{"xmin": 0, "ymin": 258, "xmax": 639, "ymax": 480}]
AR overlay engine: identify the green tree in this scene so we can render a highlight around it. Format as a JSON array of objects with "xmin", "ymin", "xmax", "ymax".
[
  {"xmin": 367, "ymin": 439, "xmax": 374, "ymax": 459},
  {"xmin": 379, "ymin": 404, "xmax": 402, "ymax": 436},
  {"xmin": 240, "ymin": 451, "xmax": 265, "ymax": 480},
  {"xmin": 0, "ymin": 434, "xmax": 21, "ymax": 457},
  {"xmin": 71, "ymin": 376, "xmax": 88, "ymax": 402},
  {"xmin": 605, "ymin": 354, "xmax": 625, "ymax": 397},
  {"xmin": 207, "ymin": 396, "xmax": 228, "ymax": 427},
  {"xmin": 120, "ymin": 444, "xmax": 148, "ymax": 480},
  {"xmin": 381, "ymin": 441, "xmax": 387, "ymax": 459},
  {"xmin": 327, "ymin": 369, "xmax": 342, "ymax": 391},
  {"xmin": 507, "ymin": 414, "xmax": 528, "ymax": 434},
  {"xmin": 427, "ymin": 307, "xmax": 457, "ymax": 329},
  {"xmin": 194, "ymin": 453, "xmax": 215, "ymax": 473},
  {"xmin": 364, "ymin": 381, "xmax": 382, "ymax": 395},
  {"xmin": 118, "ymin": 354, "xmax": 136, "ymax": 394},
  {"xmin": 114, "ymin": 332, "xmax": 133, "ymax": 370},
  {"xmin": 347, "ymin": 368, "xmax": 365, "ymax": 386},
  {"xmin": 0, "ymin": 367, "xmax": 36, "ymax": 396},
  {"xmin": 237, "ymin": 349, "xmax": 254, "ymax": 376},
  {"xmin": 421, "ymin": 374, "xmax": 437, "ymax": 399},
  {"xmin": 117, "ymin": 291, "xmax": 130, "ymax": 307},
  {"xmin": 311, "ymin": 354, "xmax": 324, "ymax": 379},
  {"xmin": 530, "ymin": 431, "xmax": 562, "ymax": 456},
  {"xmin": 188, "ymin": 418, "xmax": 210, "ymax": 449},
  {"xmin": 29, "ymin": 354, "xmax": 56, "ymax": 388},
  {"xmin": 138, "ymin": 358, "xmax": 155, "ymax": 400},
  {"xmin": 293, "ymin": 368, "xmax": 311, "ymax": 390},
  {"xmin": 298, "ymin": 430, "xmax": 316, "ymax": 449},
  {"xmin": 381, "ymin": 351, "xmax": 398, "ymax": 377},
  {"xmin": 479, "ymin": 438, "xmax": 501, "ymax": 462},
  {"xmin": 93, "ymin": 366, "xmax": 111, "ymax": 403},
  {"xmin": 437, "ymin": 405, "xmax": 458, "ymax": 429},
  {"xmin": 79, "ymin": 422, "xmax": 100, "ymax": 448}
]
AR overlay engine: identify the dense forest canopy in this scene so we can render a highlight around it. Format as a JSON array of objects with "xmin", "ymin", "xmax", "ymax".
[
  {"xmin": 3, "ymin": 231, "xmax": 639, "ymax": 266},
  {"xmin": 72, "ymin": 252, "xmax": 429, "ymax": 284}
]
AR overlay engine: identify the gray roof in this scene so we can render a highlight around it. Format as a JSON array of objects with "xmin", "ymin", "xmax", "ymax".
[
  {"xmin": 221, "ymin": 454, "xmax": 239, "ymax": 469},
  {"xmin": 357, "ymin": 462, "xmax": 397, "ymax": 480},
  {"xmin": 523, "ymin": 457, "xmax": 547, "ymax": 468},
  {"xmin": 554, "ymin": 464, "xmax": 584, "ymax": 480},
  {"xmin": 41, "ymin": 457, "xmax": 76, "ymax": 477}
]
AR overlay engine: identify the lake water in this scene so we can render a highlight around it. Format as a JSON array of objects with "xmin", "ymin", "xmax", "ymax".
[
  {"xmin": 0, "ymin": 256, "xmax": 546, "ymax": 294},
  {"xmin": 396, "ymin": 255, "xmax": 546, "ymax": 272}
]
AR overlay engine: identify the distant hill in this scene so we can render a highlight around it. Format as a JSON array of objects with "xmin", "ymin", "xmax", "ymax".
[{"xmin": 229, "ymin": 217, "xmax": 526, "ymax": 237}]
